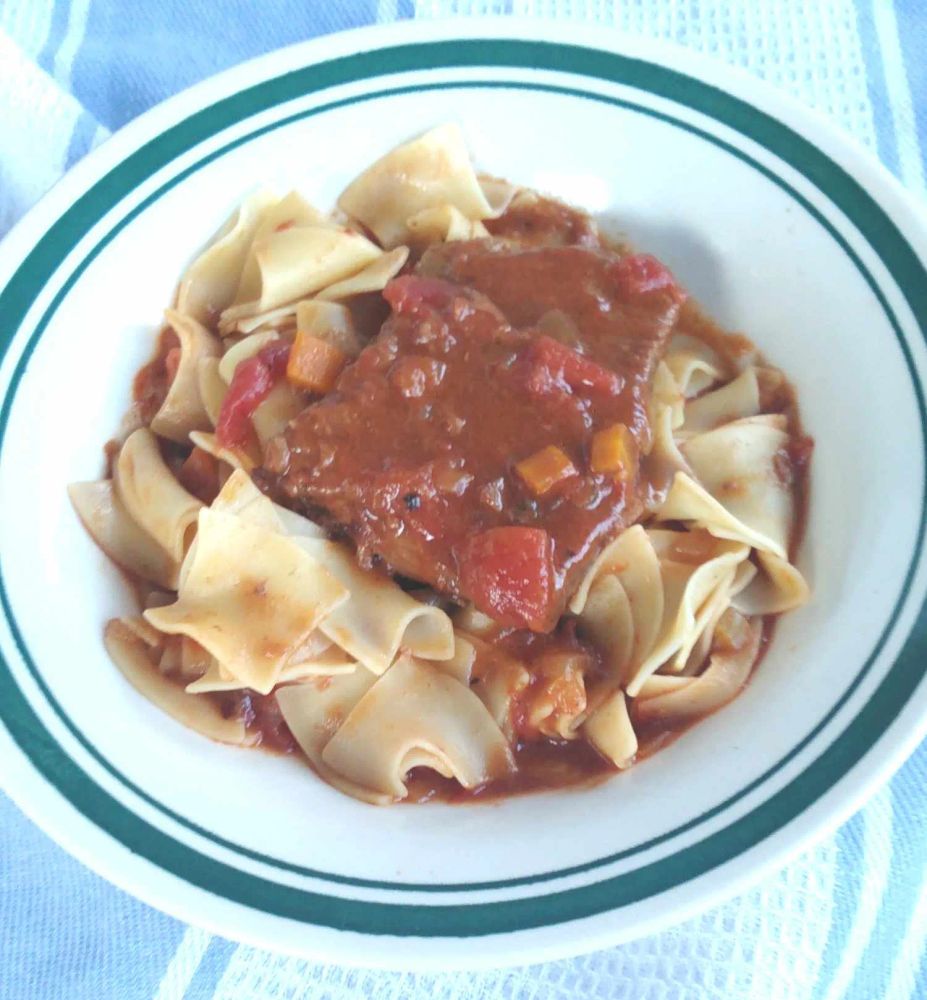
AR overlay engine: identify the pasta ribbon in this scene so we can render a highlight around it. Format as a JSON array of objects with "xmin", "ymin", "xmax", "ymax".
[
  {"xmin": 316, "ymin": 246, "xmax": 409, "ymax": 301},
  {"xmin": 145, "ymin": 507, "xmax": 349, "ymax": 694},
  {"xmin": 276, "ymin": 669, "xmax": 389, "ymax": 805},
  {"xmin": 583, "ymin": 689, "xmax": 637, "ymax": 769},
  {"xmin": 68, "ymin": 480, "xmax": 180, "ymax": 589},
  {"xmin": 220, "ymin": 226, "xmax": 381, "ymax": 326},
  {"xmin": 176, "ymin": 189, "xmax": 277, "ymax": 325},
  {"xmin": 150, "ymin": 310, "xmax": 220, "ymax": 443},
  {"xmin": 320, "ymin": 656, "xmax": 514, "ymax": 800},
  {"xmin": 338, "ymin": 124, "xmax": 498, "ymax": 247},
  {"xmin": 115, "ymin": 428, "xmax": 202, "ymax": 564},
  {"xmin": 104, "ymin": 618, "xmax": 255, "ymax": 745}
]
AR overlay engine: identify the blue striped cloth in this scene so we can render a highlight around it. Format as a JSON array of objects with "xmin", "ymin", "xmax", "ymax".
[{"xmin": 1, "ymin": 3, "xmax": 926, "ymax": 998}]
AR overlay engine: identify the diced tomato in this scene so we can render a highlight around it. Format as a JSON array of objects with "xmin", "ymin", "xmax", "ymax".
[
  {"xmin": 522, "ymin": 335, "xmax": 622, "ymax": 399},
  {"xmin": 383, "ymin": 275, "xmax": 457, "ymax": 316},
  {"xmin": 458, "ymin": 527, "xmax": 555, "ymax": 632},
  {"xmin": 216, "ymin": 340, "xmax": 291, "ymax": 449},
  {"xmin": 612, "ymin": 253, "xmax": 686, "ymax": 302}
]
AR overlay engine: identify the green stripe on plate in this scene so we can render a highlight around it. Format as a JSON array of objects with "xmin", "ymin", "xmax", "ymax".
[{"xmin": 0, "ymin": 41, "xmax": 926, "ymax": 932}]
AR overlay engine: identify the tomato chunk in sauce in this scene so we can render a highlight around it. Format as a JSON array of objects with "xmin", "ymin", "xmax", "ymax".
[{"xmin": 265, "ymin": 242, "xmax": 684, "ymax": 631}]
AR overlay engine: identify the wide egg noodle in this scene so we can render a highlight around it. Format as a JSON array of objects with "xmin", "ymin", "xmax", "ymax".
[
  {"xmin": 432, "ymin": 632, "xmax": 477, "ymax": 686},
  {"xmin": 217, "ymin": 330, "xmax": 280, "ymax": 383},
  {"xmin": 659, "ymin": 414, "xmax": 794, "ymax": 559},
  {"xmin": 477, "ymin": 175, "xmax": 518, "ymax": 216},
  {"xmin": 316, "ymin": 246, "xmax": 410, "ymax": 302},
  {"xmin": 278, "ymin": 649, "xmax": 357, "ymax": 681},
  {"xmin": 294, "ymin": 537, "xmax": 455, "ymax": 675},
  {"xmin": 571, "ymin": 524, "xmax": 665, "ymax": 679},
  {"xmin": 220, "ymin": 226, "xmax": 382, "ymax": 326},
  {"xmin": 68, "ymin": 480, "xmax": 179, "ymax": 589},
  {"xmin": 642, "ymin": 362, "xmax": 692, "ymax": 498},
  {"xmin": 226, "ymin": 302, "xmax": 299, "ymax": 337},
  {"xmin": 664, "ymin": 332, "xmax": 724, "ymax": 398},
  {"xmin": 233, "ymin": 191, "xmax": 332, "ymax": 305},
  {"xmin": 276, "ymin": 670, "xmax": 390, "ymax": 806},
  {"xmin": 320, "ymin": 655, "xmax": 514, "ymax": 800},
  {"xmin": 270, "ymin": 501, "xmax": 326, "ymax": 539},
  {"xmin": 465, "ymin": 635, "xmax": 530, "ymax": 742},
  {"xmin": 115, "ymin": 428, "xmax": 202, "ymax": 564},
  {"xmin": 636, "ymin": 674, "xmax": 694, "ymax": 699},
  {"xmin": 337, "ymin": 123, "xmax": 497, "ymax": 248},
  {"xmin": 144, "ymin": 507, "xmax": 349, "ymax": 694},
  {"xmin": 251, "ymin": 382, "xmax": 307, "ymax": 447},
  {"xmin": 573, "ymin": 523, "xmax": 748, "ymax": 697},
  {"xmin": 734, "ymin": 549, "xmax": 810, "ymax": 615},
  {"xmin": 208, "ymin": 470, "xmax": 451, "ymax": 674},
  {"xmin": 664, "ymin": 562, "xmax": 738, "ymax": 673},
  {"xmin": 150, "ymin": 310, "xmax": 221, "ymax": 443},
  {"xmin": 187, "ymin": 647, "xmax": 356, "ymax": 694},
  {"xmin": 582, "ymin": 689, "xmax": 637, "ymax": 768},
  {"xmin": 625, "ymin": 530, "xmax": 749, "ymax": 695},
  {"xmin": 183, "ymin": 604, "xmax": 355, "ymax": 695},
  {"xmin": 189, "ymin": 430, "xmax": 258, "ymax": 473},
  {"xmin": 196, "ymin": 357, "xmax": 226, "ymax": 427},
  {"xmin": 635, "ymin": 615, "xmax": 763, "ymax": 724},
  {"xmin": 677, "ymin": 559, "xmax": 757, "ymax": 676},
  {"xmin": 656, "ymin": 365, "xmax": 809, "ymax": 613},
  {"xmin": 682, "ymin": 366, "xmax": 761, "ymax": 436},
  {"xmin": 175, "ymin": 188, "xmax": 277, "ymax": 325},
  {"xmin": 405, "ymin": 204, "xmax": 490, "ymax": 246},
  {"xmin": 104, "ymin": 618, "xmax": 254, "ymax": 745},
  {"xmin": 576, "ymin": 575, "xmax": 635, "ymax": 686},
  {"xmin": 193, "ymin": 469, "xmax": 356, "ymax": 693},
  {"xmin": 209, "ymin": 468, "xmax": 284, "ymax": 531}
]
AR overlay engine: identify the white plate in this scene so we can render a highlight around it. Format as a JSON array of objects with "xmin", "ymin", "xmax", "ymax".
[{"xmin": 2, "ymin": 19, "xmax": 927, "ymax": 971}]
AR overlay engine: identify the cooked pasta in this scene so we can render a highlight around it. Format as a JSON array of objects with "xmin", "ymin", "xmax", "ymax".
[{"xmin": 71, "ymin": 124, "xmax": 811, "ymax": 805}]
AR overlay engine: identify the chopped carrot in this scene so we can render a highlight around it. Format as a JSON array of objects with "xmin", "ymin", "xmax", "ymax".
[
  {"xmin": 515, "ymin": 445, "xmax": 577, "ymax": 496},
  {"xmin": 286, "ymin": 331, "xmax": 349, "ymax": 393},
  {"xmin": 590, "ymin": 423, "xmax": 637, "ymax": 479}
]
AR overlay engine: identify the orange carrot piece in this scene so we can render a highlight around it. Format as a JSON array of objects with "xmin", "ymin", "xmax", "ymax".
[
  {"xmin": 590, "ymin": 423, "xmax": 637, "ymax": 479},
  {"xmin": 286, "ymin": 331, "xmax": 349, "ymax": 393},
  {"xmin": 515, "ymin": 445, "xmax": 577, "ymax": 496}
]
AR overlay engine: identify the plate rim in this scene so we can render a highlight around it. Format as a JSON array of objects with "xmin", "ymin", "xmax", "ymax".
[{"xmin": 2, "ymin": 19, "xmax": 927, "ymax": 968}]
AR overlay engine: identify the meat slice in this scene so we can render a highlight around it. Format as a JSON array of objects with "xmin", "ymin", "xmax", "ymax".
[
  {"xmin": 418, "ymin": 240, "xmax": 685, "ymax": 452},
  {"xmin": 265, "ymin": 246, "xmax": 684, "ymax": 632}
]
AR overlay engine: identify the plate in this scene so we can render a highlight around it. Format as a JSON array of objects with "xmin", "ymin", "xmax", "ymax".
[{"xmin": 2, "ymin": 19, "xmax": 927, "ymax": 970}]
